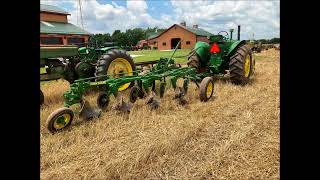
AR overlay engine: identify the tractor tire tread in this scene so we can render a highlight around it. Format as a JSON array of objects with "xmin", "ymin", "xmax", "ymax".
[{"xmin": 229, "ymin": 44, "xmax": 253, "ymax": 85}]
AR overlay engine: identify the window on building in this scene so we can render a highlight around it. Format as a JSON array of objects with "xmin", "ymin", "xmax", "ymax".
[
  {"xmin": 67, "ymin": 37, "xmax": 85, "ymax": 47},
  {"xmin": 40, "ymin": 37, "xmax": 63, "ymax": 45},
  {"xmin": 186, "ymin": 41, "xmax": 191, "ymax": 45},
  {"xmin": 163, "ymin": 42, "xmax": 166, "ymax": 46}
]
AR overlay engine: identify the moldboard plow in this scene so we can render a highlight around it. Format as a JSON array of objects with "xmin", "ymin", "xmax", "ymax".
[
  {"xmin": 46, "ymin": 27, "xmax": 255, "ymax": 133},
  {"xmin": 46, "ymin": 41, "xmax": 210, "ymax": 133}
]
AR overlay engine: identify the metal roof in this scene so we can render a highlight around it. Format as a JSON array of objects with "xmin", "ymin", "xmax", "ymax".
[
  {"xmin": 40, "ymin": 21, "xmax": 91, "ymax": 35},
  {"xmin": 40, "ymin": 4, "xmax": 69, "ymax": 14},
  {"xmin": 179, "ymin": 25, "xmax": 213, "ymax": 37},
  {"xmin": 147, "ymin": 24, "xmax": 213, "ymax": 40},
  {"xmin": 147, "ymin": 32, "xmax": 161, "ymax": 40}
]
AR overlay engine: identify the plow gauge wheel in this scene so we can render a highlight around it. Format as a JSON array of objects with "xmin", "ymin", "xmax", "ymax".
[
  {"xmin": 46, "ymin": 107, "xmax": 74, "ymax": 133},
  {"xmin": 199, "ymin": 77, "xmax": 214, "ymax": 102}
]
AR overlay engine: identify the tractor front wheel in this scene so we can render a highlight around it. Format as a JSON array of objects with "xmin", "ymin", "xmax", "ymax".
[
  {"xmin": 75, "ymin": 62, "xmax": 95, "ymax": 79},
  {"xmin": 229, "ymin": 44, "xmax": 254, "ymax": 85},
  {"xmin": 95, "ymin": 49, "xmax": 136, "ymax": 91},
  {"xmin": 199, "ymin": 77, "xmax": 214, "ymax": 102},
  {"xmin": 46, "ymin": 107, "xmax": 74, "ymax": 133}
]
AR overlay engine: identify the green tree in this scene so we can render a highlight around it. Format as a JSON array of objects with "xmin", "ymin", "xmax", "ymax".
[
  {"xmin": 269, "ymin": 38, "xmax": 280, "ymax": 44},
  {"xmin": 111, "ymin": 30, "xmax": 126, "ymax": 46},
  {"xmin": 89, "ymin": 33, "xmax": 113, "ymax": 48},
  {"xmin": 126, "ymin": 28, "xmax": 145, "ymax": 46},
  {"xmin": 89, "ymin": 27, "xmax": 168, "ymax": 48}
]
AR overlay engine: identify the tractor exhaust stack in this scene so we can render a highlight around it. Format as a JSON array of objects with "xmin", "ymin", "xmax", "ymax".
[
  {"xmin": 237, "ymin": 25, "xmax": 241, "ymax": 40},
  {"xmin": 230, "ymin": 29, "xmax": 234, "ymax": 40}
]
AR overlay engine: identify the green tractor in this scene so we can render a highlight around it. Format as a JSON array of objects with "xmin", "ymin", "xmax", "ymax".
[
  {"xmin": 187, "ymin": 27, "xmax": 255, "ymax": 85},
  {"xmin": 251, "ymin": 41, "xmax": 262, "ymax": 53},
  {"xmin": 40, "ymin": 45, "xmax": 135, "ymax": 105}
]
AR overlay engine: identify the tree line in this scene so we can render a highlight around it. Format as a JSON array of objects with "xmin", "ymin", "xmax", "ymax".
[
  {"xmin": 89, "ymin": 27, "xmax": 166, "ymax": 48},
  {"xmin": 89, "ymin": 27, "xmax": 280, "ymax": 48},
  {"xmin": 248, "ymin": 38, "xmax": 280, "ymax": 44}
]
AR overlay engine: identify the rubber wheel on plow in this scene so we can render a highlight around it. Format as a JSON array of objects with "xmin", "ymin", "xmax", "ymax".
[
  {"xmin": 95, "ymin": 49, "xmax": 136, "ymax": 91},
  {"xmin": 199, "ymin": 77, "xmax": 214, "ymax": 102},
  {"xmin": 229, "ymin": 44, "xmax": 254, "ymax": 85},
  {"xmin": 46, "ymin": 107, "xmax": 74, "ymax": 133}
]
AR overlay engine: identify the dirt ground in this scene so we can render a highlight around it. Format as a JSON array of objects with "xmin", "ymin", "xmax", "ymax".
[{"xmin": 40, "ymin": 49, "xmax": 280, "ymax": 179}]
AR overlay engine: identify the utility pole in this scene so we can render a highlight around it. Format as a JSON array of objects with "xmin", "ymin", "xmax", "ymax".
[{"xmin": 78, "ymin": 0, "xmax": 84, "ymax": 29}]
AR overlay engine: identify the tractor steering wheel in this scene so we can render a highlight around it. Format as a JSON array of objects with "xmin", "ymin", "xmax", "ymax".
[{"xmin": 218, "ymin": 31, "xmax": 229, "ymax": 41}]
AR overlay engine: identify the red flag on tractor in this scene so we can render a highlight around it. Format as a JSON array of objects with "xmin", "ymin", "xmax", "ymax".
[{"xmin": 210, "ymin": 42, "xmax": 220, "ymax": 53}]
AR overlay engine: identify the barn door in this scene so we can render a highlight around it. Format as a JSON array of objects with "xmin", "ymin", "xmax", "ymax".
[{"xmin": 171, "ymin": 38, "xmax": 181, "ymax": 49}]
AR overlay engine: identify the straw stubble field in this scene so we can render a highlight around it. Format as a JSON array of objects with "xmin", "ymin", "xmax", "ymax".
[{"xmin": 40, "ymin": 49, "xmax": 280, "ymax": 179}]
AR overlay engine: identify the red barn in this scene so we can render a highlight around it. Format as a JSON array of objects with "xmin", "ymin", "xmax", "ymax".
[{"xmin": 147, "ymin": 22, "xmax": 213, "ymax": 50}]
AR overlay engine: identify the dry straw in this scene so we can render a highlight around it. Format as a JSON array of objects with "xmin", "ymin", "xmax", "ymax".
[{"xmin": 41, "ymin": 49, "xmax": 279, "ymax": 180}]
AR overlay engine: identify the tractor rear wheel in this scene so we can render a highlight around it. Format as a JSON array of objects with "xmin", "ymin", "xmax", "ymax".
[
  {"xmin": 187, "ymin": 50, "xmax": 208, "ymax": 73},
  {"xmin": 199, "ymin": 77, "xmax": 214, "ymax": 102},
  {"xmin": 187, "ymin": 52, "xmax": 200, "ymax": 69},
  {"xmin": 229, "ymin": 44, "xmax": 254, "ymax": 85},
  {"xmin": 95, "ymin": 49, "xmax": 136, "ymax": 91}
]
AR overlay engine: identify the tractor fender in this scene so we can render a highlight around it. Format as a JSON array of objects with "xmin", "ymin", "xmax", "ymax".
[
  {"xmin": 193, "ymin": 41, "xmax": 211, "ymax": 63},
  {"xmin": 78, "ymin": 47, "xmax": 93, "ymax": 55},
  {"xmin": 226, "ymin": 40, "xmax": 246, "ymax": 57}
]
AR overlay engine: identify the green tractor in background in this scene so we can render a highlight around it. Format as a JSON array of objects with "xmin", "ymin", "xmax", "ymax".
[
  {"xmin": 187, "ymin": 26, "xmax": 255, "ymax": 85},
  {"xmin": 40, "ymin": 45, "xmax": 135, "ymax": 105},
  {"xmin": 249, "ymin": 40, "xmax": 262, "ymax": 53}
]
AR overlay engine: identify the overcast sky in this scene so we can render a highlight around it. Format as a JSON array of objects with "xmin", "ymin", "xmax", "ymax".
[{"xmin": 40, "ymin": 0, "xmax": 280, "ymax": 40}]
